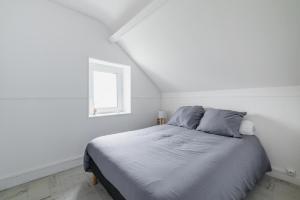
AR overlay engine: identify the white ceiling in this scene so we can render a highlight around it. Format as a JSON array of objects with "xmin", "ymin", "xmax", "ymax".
[
  {"xmin": 51, "ymin": 0, "xmax": 153, "ymax": 32},
  {"xmin": 119, "ymin": 0, "xmax": 300, "ymax": 92},
  {"xmin": 52, "ymin": 0, "xmax": 300, "ymax": 92}
]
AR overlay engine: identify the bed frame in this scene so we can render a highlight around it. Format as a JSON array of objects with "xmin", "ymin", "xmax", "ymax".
[{"xmin": 89, "ymin": 156, "xmax": 126, "ymax": 200}]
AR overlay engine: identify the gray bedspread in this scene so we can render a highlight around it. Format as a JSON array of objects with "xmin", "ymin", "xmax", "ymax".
[{"xmin": 84, "ymin": 125, "xmax": 271, "ymax": 200}]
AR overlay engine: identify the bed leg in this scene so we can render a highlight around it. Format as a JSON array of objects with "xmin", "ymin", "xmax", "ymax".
[{"xmin": 91, "ymin": 174, "xmax": 98, "ymax": 185}]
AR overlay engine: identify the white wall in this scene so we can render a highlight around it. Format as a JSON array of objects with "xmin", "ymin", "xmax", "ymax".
[
  {"xmin": 0, "ymin": 0, "xmax": 160, "ymax": 190},
  {"xmin": 161, "ymin": 86, "xmax": 300, "ymax": 185}
]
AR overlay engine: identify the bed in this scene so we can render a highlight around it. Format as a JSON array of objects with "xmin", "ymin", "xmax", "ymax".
[{"xmin": 84, "ymin": 125, "xmax": 271, "ymax": 200}]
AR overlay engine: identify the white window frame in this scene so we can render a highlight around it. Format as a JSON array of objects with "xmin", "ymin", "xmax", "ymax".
[{"xmin": 89, "ymin": 58, "xmax": 131, "ymax": 117}]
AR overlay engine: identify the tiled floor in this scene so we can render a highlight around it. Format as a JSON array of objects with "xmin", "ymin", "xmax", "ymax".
[{"xmin": 0, "ymin": 166, "xmax": 299, "ymax": 200}]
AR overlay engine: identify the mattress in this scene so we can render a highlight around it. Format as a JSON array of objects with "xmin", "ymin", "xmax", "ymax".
[{"xmin": 84, "ymin": 125, "xmax": 271, "ymax": 200}]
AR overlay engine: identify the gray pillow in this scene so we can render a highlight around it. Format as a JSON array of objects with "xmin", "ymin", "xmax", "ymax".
[
  {"xmin": 196, "ymin": 108, "xmax": 246, "ymax": 138},
  {"xmin": 167, "ymin": 106, "xmax": 205, "ymax": 129}
]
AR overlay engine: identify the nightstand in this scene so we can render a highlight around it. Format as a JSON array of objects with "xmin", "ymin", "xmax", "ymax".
[{"xmin": 157, "ymin": 118, "xmax": 166, "ymax": 125}]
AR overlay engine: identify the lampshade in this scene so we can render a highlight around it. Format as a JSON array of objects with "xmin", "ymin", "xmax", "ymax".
[{"xmin": 158, "ymin": 110, "xmax": 167, "ymax": 119}]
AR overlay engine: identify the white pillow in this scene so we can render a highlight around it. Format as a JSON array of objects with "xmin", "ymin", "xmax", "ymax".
[{"xmin": 239, "ymin": 120, "xmax": 255, "ymax": 135}]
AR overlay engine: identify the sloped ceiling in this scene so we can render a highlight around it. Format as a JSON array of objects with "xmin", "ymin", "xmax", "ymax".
[
  {"xmin": 50, "ymin": 0, "xmax": 153, "ymax": 32},
  {"xmin": 119, "ymin": 0, "xmax": 300, "ymax": 92},
  {"xmin": 51, "ymin": 0, "xmax": 300, "ymax": 92}
]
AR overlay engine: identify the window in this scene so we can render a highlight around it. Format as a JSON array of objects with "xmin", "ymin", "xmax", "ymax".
[{"xmin": 89, "ymin": 58, "xmax": 131, "ymax": 117}]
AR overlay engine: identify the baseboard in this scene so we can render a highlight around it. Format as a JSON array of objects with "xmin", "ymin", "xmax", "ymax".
[
  {"xmin": 0, "ymin": 155, "xmax": 83, "ymax": 191},
  {"xmin": 268, "ymin": 167, "xmax": 300, "ymax": 186}
]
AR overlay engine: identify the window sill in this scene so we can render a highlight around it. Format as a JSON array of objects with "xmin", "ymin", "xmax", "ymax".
[{"xmin": 89, "ymin": 111, "xmax": 131, "ymax": 118}]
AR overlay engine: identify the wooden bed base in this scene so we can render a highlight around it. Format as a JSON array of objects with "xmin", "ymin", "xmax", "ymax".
[{"xmin": 91, "ymin": 174, "xmax": 97, "ymax": 185}]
